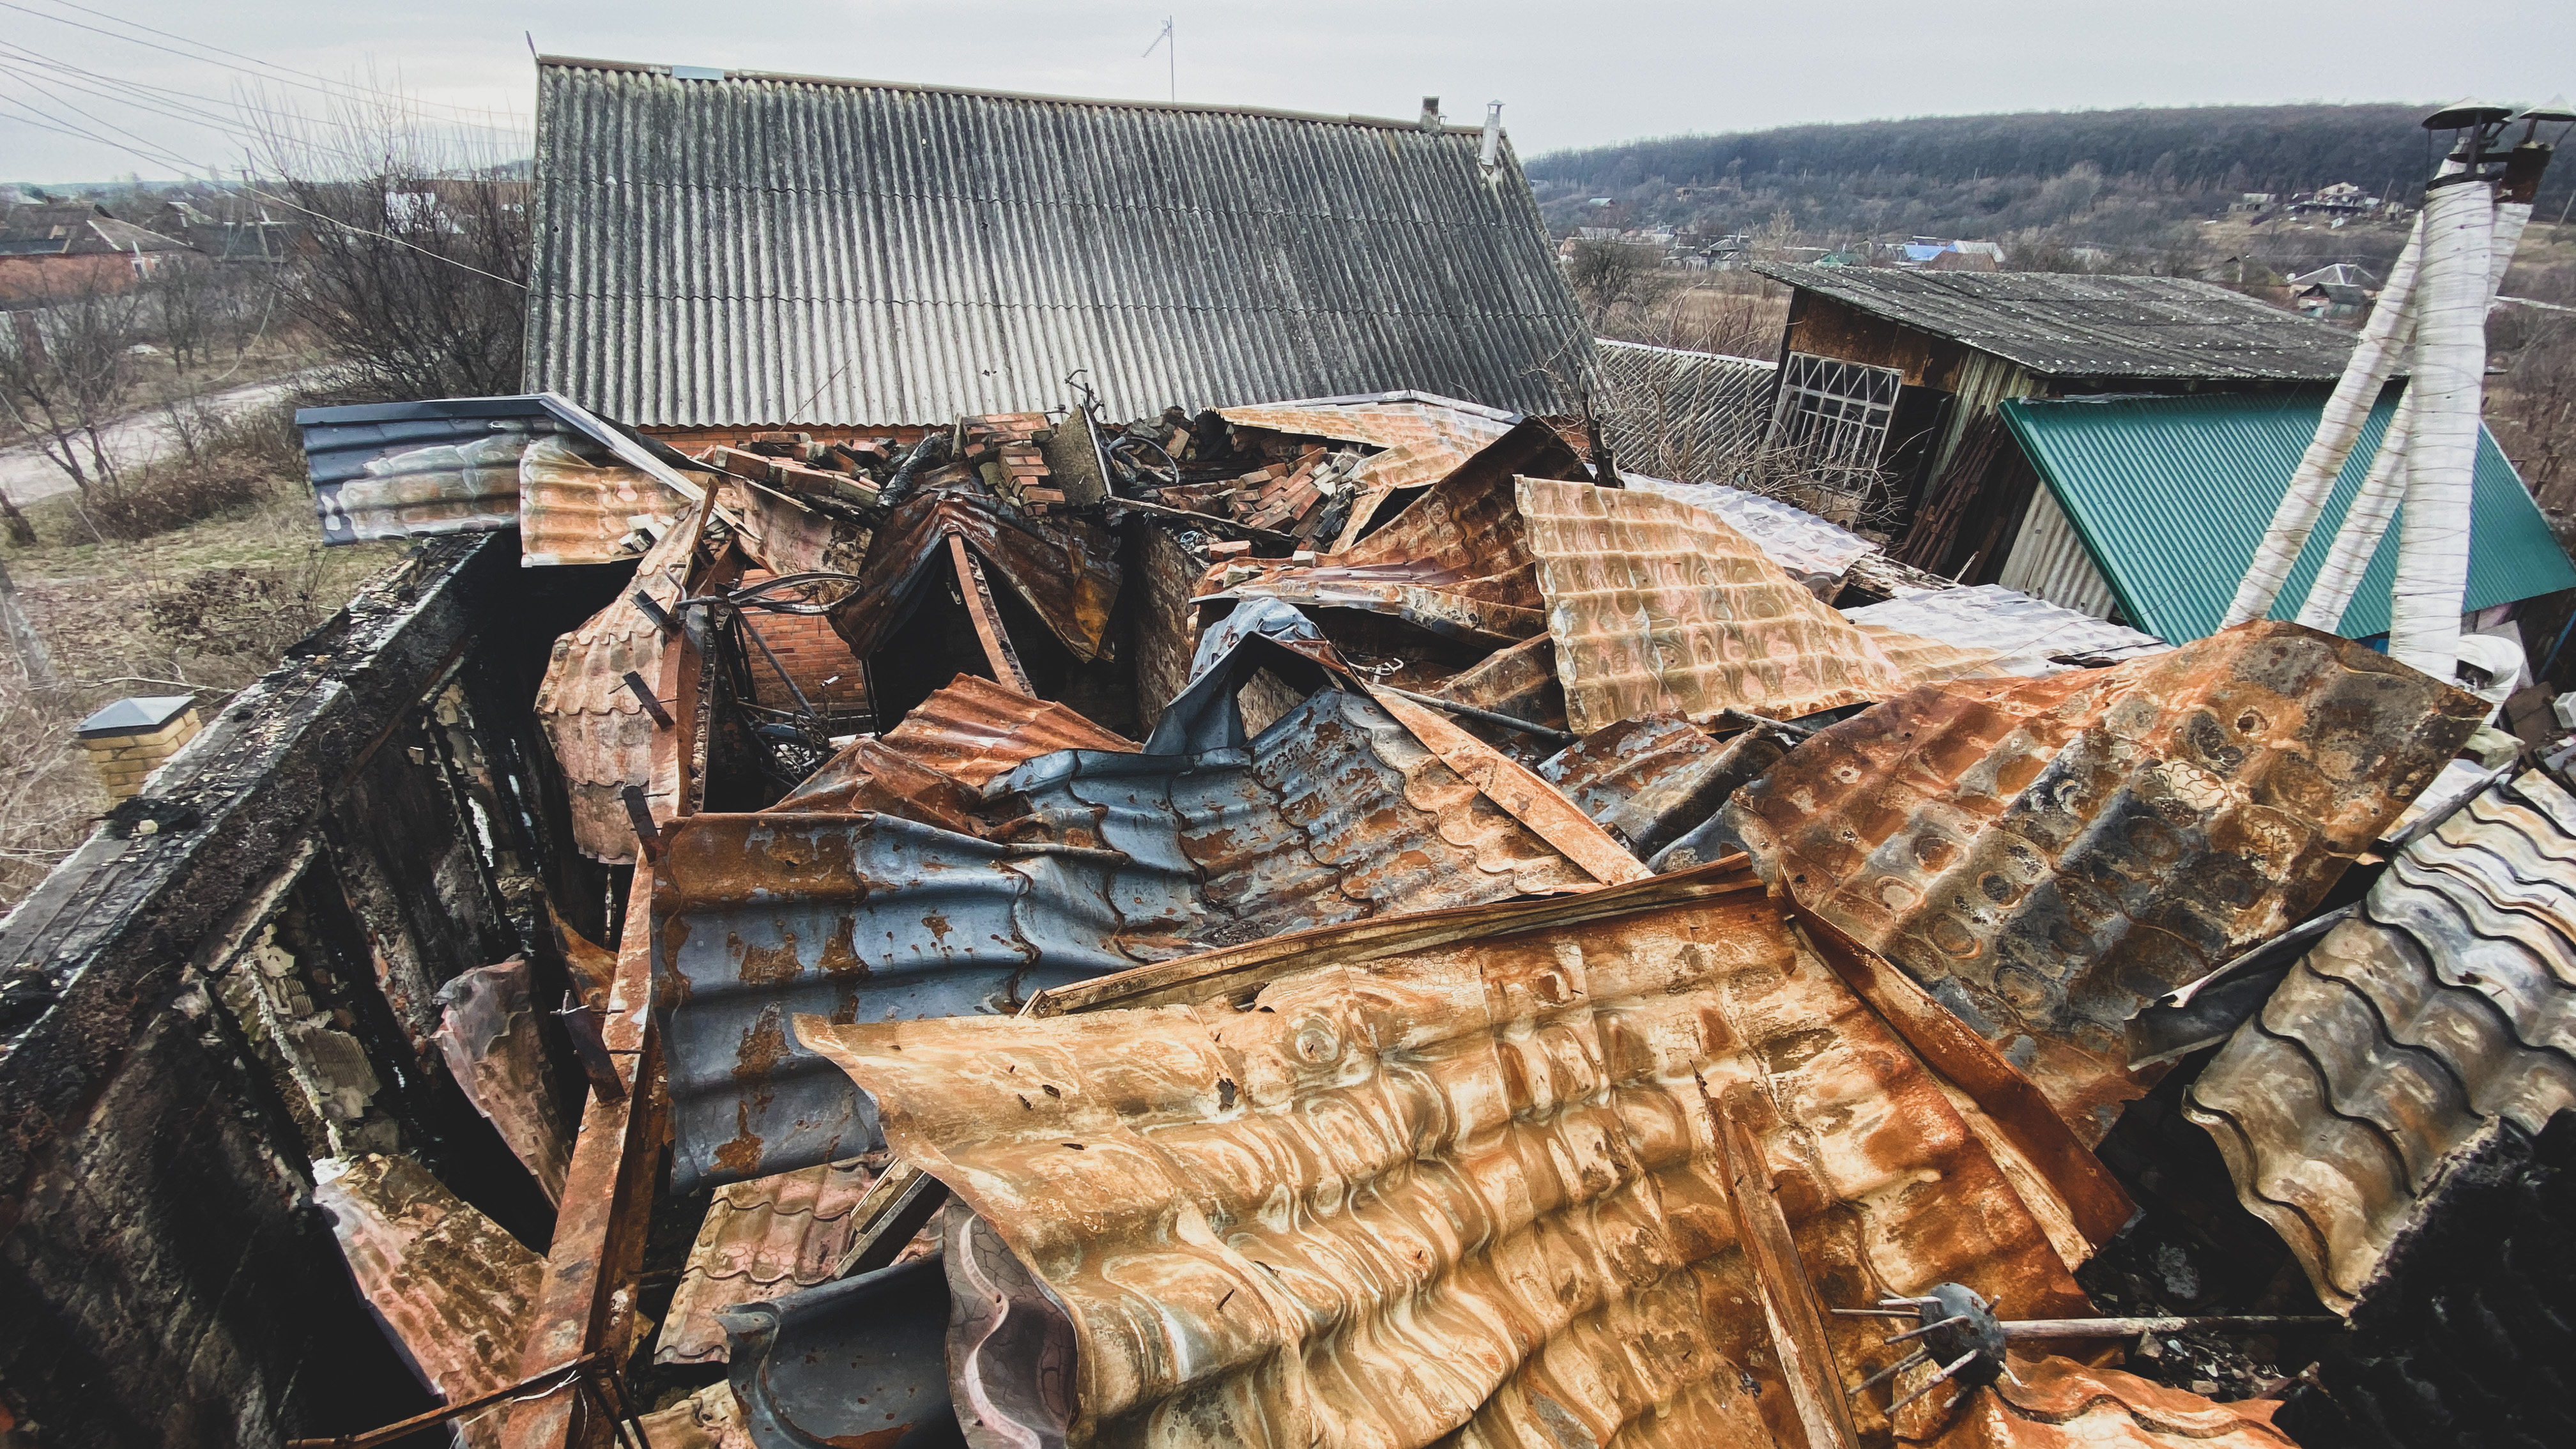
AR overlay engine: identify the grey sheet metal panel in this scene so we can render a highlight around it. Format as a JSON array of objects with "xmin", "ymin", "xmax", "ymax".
[
  {"xmin": 719, "ymin": 1252, "xmax": 963, "ymax": 1449},
  {"xmin": 1752, "ymin": 262, "xmax": 2363, "ymax": 381},
  {"xmin": 1996, "ymin": 484, "xmax": 2125, "ymax": 622},
  {"xmin": 655, "ymin": 631, "xmax": 1591, "ymax": 1191},
  {"xmin": 2186, "ymin": 770, "xmax": 2576, "ymax": 1314},
  {"xmin": 1843, "ymin": 584, "xmax": 2168, "ymax": 673},
  {"xmin": 526, "ymin": 59, "xmax": 1589, "ymax": 425}
]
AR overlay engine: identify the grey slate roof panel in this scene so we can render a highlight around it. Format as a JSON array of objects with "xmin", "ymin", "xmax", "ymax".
[
  {"xmin": 527, "ymin": 59, "xmax": 1590, "ymax": 426},
  {"xmin": 1753, "ymin": 262, "xmax": 2363, "ymax": 381}
]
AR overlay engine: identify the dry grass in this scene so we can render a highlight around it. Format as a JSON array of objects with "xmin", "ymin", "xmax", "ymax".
[{"xmin": 0, "ymin": 440, "xmax": 406, "ymax": 914}]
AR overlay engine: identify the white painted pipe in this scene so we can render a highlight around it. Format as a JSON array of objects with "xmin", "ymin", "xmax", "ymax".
[
  {"xmin": 2294, "ymin": 385, "xmax": 2415, "ymax": 631},
  {"xmin": 2222, "ymin": 204, "xmax": 2432, "ymax": 628},
  {"xmin": 2386, "ymin": 174, "xmax": 2495, "ymax": 678},
  {"xmin": 2299, "ymin": 187, "xmax": 2533, "ymax": 634}
]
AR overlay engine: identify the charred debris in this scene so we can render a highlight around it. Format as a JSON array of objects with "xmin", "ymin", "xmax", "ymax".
[{"xmin": 8, "ymin": 113, "xmax": 2576, "ymax": 1449}]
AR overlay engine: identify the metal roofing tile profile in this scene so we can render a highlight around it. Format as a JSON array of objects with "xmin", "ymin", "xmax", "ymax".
[
  {"xmin": 526, "ymin": 61, "xmax": 1589, "ymax": 425},
  {"xmin": 1754, "ymin": 263, "xmax": 2364, "ymax": 381},
  {"xmin": 518, "ymin": 433, "xmax": 691, "ymax": 567},
  {"xmin": 656, "ymin": 1155, "xmax": 885, "ymax": 1365},
  {"xmin": 2184, "ymin": 770, "xmax": 2576, "ymax": 1314},
  {"xmin": 1216, "ymin": 394, "xmax": 1519, "ymax": 453},
  {"xmin": 1842, "ymin": 585, "xmax": 2170, "ymax": 676},
  {"xmin": 1536, "ymin": 713, "xmax": 1785, "ymax": 862},
  {"xmin": 1726, "ymin": 620, "xmax": 2490, "ymax": 1144},
  {"xmin": 1516, "ymin": 477, "xmax": 1999, "ymax": 732},
  {"xmin": 2000, "ymin": 393, "xmax": 2576, "ymax": 643},
  {"xmin": 795, "ymin": 860, "xmax": 2099, "ymax": 1449},
  {"xmin": 1908, "ymin": 1356, "xmax": 2295, "ymax": 1448},
  {"xmin": 534, "ymin": 498, "xmax": 706, "ymax": 862},
  {"xmin": 650, "ymin": 631, "xmax": 1609, "ymax": 1192}
]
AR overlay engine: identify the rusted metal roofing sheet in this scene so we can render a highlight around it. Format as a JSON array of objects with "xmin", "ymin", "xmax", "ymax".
[
  {"xmin": 879, "ymin": 673, "xmax": 1139, "ymax": 786},
  {"xmin": 652, "ymin": 629, "xmax": 1609, "ymax": 1192},
  {"xmin": 533, "ymin": 500, "xmax": 705, "ymax": 862},
  {"xmin": 1728, "ymin": 620, "xmax": 2489, "ymax": 1144},
  {"xmin": 1536, "ymin": 713, "xmax": 1783, "ymax": 861},
  {"xmin": 430, "ymin": 960, "xmax": 572, "ymax": 1205},
  {"xmin": 656, "ymin": 1155, "xmax": 882, "ymax": 1365},
  {"xmin": 718, "ymin": 477, "xmax": 869, "ymax": 584},
  {"xmin": 1629, "ymin": 477, "xmax": 1880, "ymax": 592},
  {"xmin": 718, "ymin": 1253, "xmax": 959, "ymax": 1448},
  {"xmin": 1216, "ymin": 394, "xmax": 1519, "ymax": 452},
  {"xmin": 518, "ymin": 433, "xmax": 692, "ymax": 567},
  {"xmin": 2184, "ymin": 769, "xmax": 2576, "ymax": 1315},
  {"xmin": 828, "ymin": 484, "xmax": 1123, "ymax": 664},
  {"xmin": 1842, "ymin": 585, "xmax": 2170, "ymax": 676},
  {"xmin": 1753, "ymin": 263, "xmax": 2363, "ymax": 381},
  {"xmin": 312, "ymin": 1153, "xmax": 545, "ymax": 1449},
  {"xmin": 1518, "ymin": 477, "xmax": 2000, "ymax": 732},
  {"xmin": 528, "ymin": 59, "xmax": 1588, "ymax": 424},
  {"xmin": 794, "ymin": 860, "xmax": 2101, "ymax": 1449},
  {"xmin": 1914, "ymin": 1357, "xmax": 2295, "ymax": 1447}
]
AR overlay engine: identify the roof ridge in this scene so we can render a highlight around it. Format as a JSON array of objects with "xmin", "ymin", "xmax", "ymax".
[{"xmin": 535, "ymin": 54, "xmax": 1490, "ymax": 137}]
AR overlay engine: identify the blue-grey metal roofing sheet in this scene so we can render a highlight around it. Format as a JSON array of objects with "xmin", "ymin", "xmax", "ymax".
[
  {"xmin": 2000, "ymin": 391, "xmax": 2576, "ymax": 643},
  {"xmin": 526, "ymin": 58, "xmax": 1588, "ymax": 427},
  {"xmin": 1756, "ymin": 263, "xmax": 2363, "ymax": 381}
]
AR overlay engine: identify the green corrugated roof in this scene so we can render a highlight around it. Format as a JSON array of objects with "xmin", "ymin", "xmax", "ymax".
[{"xmin": 2000, "ymin": 390, "xmax": 2576, "ymax": 643}]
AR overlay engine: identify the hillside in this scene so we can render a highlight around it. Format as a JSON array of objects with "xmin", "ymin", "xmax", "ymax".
[{"xmin": 1526, "ymin": 104, "xmax": 2569, "ymax": 268}]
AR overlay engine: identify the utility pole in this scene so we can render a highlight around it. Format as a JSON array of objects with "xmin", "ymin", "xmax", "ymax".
[{"xmin": 0, "ymin": 552, "xmax": 59, "ymax": 691}]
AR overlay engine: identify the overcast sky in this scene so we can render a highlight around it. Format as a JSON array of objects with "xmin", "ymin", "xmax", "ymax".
[{"xmin": 6, "ymin": 0, "xmax": 2572, "ymax": 183}]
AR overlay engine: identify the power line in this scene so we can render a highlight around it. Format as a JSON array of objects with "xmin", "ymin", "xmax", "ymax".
[
  {"xmin": 36, "ymin": 0, "xmax": 524, "ymax": 124},
  {"xmin": 0, "ymin": 0, "xmax": 525, "ymax": 131}
]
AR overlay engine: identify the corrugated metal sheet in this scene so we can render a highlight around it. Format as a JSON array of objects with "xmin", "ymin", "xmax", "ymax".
[
  {"xmin": 296, "ymin": 392, "xmax": 716, "ymax": 551},
  {"xmin": 657, "ymin": 1155, "xmax": 885, "ymax": 1365},
  {"xmin": 1726, "ymin": 621, "xmax": 2490, "ymax": 1143},
  {"xmin": 827, "ymin": 483, "xmax": 1123, "ymax": 664},
  {"xmin": 874, "ymin": 673, "xmax": 1138, "ymax": 786},
  {"xmin": 1218, "ymin": 395, "xmax": 1517, "ymax": 453},
  {"xmin": 1517, "ymin": 477, "xmax": 2001, "ymax": 732},
  {"xmin": 1995, "ymin": 480, "xmax": 2123, "ymax": 621},
  {"xmin": 533, "ymin": 502, "xmax": 703, "ymax": 862},
  {"xmin": 312, "ymin": 1154, "xmax": 545, "ymax": 1449},
  {"xmin": 519, "ymin": 433, "xmax": 691, "ymax": 567},
  {"xmin": 793, "ymin": 860, "xmax": 2101, "ymax": 1449},
  {"xmin": 652, "ymin": 629, "xmax": 1607, "ymax": 1192},
  {"xmin": 1843, "ymin": 585, "xmax": 2168, "ymax": 675},
  {"xmin": 430, "ymin": 960, "xmax": 572, "ymax": 1205},
  {"xmin": 717, "ymin": 1254, "xmax": 958, "ymax": 1448},
  {"xmin": 1536, "ymin": 713, "xmax": 1784, "ymax": 860},
  {"xmin": 2185, "ymin": 770, "xmax": 2576, "ymax": 1314},
  {"xmin": 1595, "ymin": 340, "xmax": 1778, "ymax": 482},
  {"xmin": 1629, "ymin": 477, "xmax": 1880, "ymax": 589},
  {"xmin": 1754, "ymin": 264, "xmax": 2362, "ymax": 381},
  {"xmin": 2000, "ymin": 393, "xmax": 2576, "ymax": 643},
  {"xmin": 527, "ymin": 60, "xmax": 1589, "ymax": 426}
]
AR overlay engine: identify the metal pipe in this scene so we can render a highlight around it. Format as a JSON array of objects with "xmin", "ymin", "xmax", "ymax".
[
  {"xmin": 1375, "ymin": 686, "xmax": 1576, "ymax": 744},
  {"xmin": 2000, "ymin": 1314, "xmax": 2342, "ymax": 1339}
]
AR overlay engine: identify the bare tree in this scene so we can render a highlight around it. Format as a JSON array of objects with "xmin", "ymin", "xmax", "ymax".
[
  {"xmin": 249, "ymin": 93, "xmax": 530, "ymax": 400},
  {"xmin": 0, "ymin": 279, "xmax": 150, "ymax": 492},
  {"xmin": 1565, "ymin": 238, "xmax": 1673, "ymax": 331}
]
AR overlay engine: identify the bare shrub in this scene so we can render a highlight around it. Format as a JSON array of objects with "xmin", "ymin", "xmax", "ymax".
[
  {"xmin": 0, "ymin": 670, "xmax": 102, "ymax": 910},
  {"xmin": 85, "ymin": 403, "xmax": 298, "ymax": 541}
]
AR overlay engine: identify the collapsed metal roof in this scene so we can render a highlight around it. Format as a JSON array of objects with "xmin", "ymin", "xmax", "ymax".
[
  {"xmin": 2187, "ymin": 769, "xmax": 2576, "ymax": 1314},
  {"xmin": 1755, "ymin": 263, "xmax": 2366, "ymax": 381},
  {"xmin": 1728, "ymin": 621, "xmax": 2490, "ymax": 1142},
  {"xmin": 526, "ymin": 59, "xmax": 1591, "ymax": 425},
  {"xmin": 797, "ymin": 861, "xmax": 2110, "ymax": 1448}
]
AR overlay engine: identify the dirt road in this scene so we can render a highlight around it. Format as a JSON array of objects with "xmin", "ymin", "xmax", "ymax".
[{"xmin": 0, "ymin": 372, "xmax": 314, "ymax": 510}]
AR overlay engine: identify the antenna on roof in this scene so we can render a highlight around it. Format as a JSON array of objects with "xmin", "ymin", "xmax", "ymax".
[{"xmin": 1142, "ymin": 18, "xmax": 1174, "ymax": 103}]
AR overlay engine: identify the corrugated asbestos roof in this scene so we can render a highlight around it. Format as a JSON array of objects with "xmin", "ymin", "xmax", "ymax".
[
  {"xmin": 1516, "ymin": 477, "xmax": 2001, "ymax": 732},
  {"xmin": 651, "ymin": 631, "xmax": 1619, "ymax": 1192},
  {"xmin": 795, "ymin": 860, "xmax": 2103, "ymax": 1449},
  {"xmin": 526, "ymin": 59, "xmax": 1589, "ymax": 425},
  {"xmin": 2002, "ymin": 393, "xmax": 2576, "ymax": 643},
  {"xmin": 1754, "ymin": 263, "xmax": 2363, "ymax": 381},
  {"xmin": 1726, "ymin": 621, "xmax": 2490, "ymax": 1143},
  {"xmin": 2186, "ymin": 770, "xmax": 2576, "ymax": 1314}
]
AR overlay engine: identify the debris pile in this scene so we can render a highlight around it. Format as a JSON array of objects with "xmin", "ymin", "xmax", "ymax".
[{"xmin": 274, "ymin": 365, "xmax": 2570, "ymax": 1449}]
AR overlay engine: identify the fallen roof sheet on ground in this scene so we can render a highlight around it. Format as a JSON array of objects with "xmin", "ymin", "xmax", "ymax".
[{"xmin": 1727, "ymin": 620, "xmax": 2487, "ymax": 1142}]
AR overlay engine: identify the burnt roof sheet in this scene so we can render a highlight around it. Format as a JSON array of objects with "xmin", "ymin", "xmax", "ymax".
[
  {"xmin": 527, "ymin": 61, "xmax": 1589, "ymax": 425},
  {"xmin": 656, "ymin": 1156, "xmax": 882, "ymax": 1365},
  {"xmin": 794, "ymin": 861, "xmax": 2098, "ymax": 1448},
  {"xmin": 2185, "ymin": 770, "xmax": 2576, "ymax": 1314},
  {"xmin": 1726, "ymin": 621, "xmax": 2489, "ymax": 1143},
  {"xmin": 1841, "ymin": 585, "xmax": 2170, "ymax": 673},
  {"xmin": 1754, "ymin": 263, "xmax": 2363, "ymax": 381}
]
